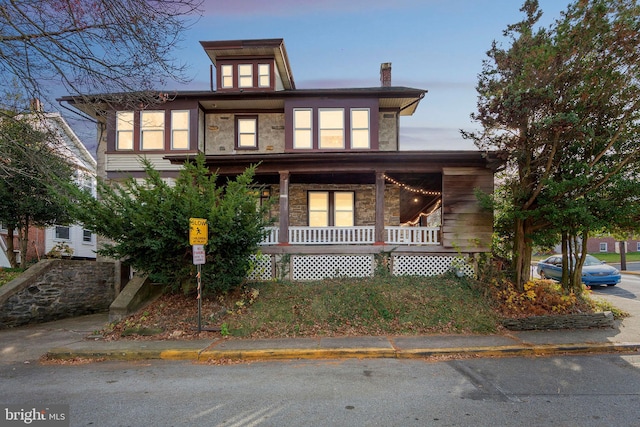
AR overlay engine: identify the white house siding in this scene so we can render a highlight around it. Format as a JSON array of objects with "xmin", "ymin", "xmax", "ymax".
[{"xmin": 45, "ymin": 225, "xmax": 96, "ymax": 259}]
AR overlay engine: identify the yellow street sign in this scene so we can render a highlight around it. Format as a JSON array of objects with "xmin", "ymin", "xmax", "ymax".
[{"xmin": 189, "ymin": 218, "xmax": 208, "ymax": 245}]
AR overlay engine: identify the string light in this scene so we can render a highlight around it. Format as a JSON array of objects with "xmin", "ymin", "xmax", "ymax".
[
  {"xmin": 383, "ymin": 174, "xmax": 441, "ymax": 196},
  {"xmin": 402, "ymin": 200, "xmax": 442, "ymax": 226}
]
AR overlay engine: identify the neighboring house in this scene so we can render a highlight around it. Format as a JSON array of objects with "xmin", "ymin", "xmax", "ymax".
[
  {"xmin": 587, "ymin": 237, "xmax": 640, "ymax": 254},
  {"xmin": 0, "ymin": 111, "xmax": 97, "ymax": 265},
  {"xmin": 60, "ymin": 38, "xmax": 499, "ymax": 280}
]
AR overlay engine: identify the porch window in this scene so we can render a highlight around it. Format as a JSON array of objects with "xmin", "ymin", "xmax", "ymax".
[
  {"xmin": 351, "ymin": 109, "xmax": 370, "ymax": 148},
  {"xmin": 239, "ymin": 64, "xmax": 253, "ymax": 88},
  {"xmin": 236, "ymin": 116, "xmax": 258, "ymax": 149},
  {"xmin": 319, "ymin": 109, "xmax": 344, "ymax": 149},
  {"xmin": 308, "ymin": 191, "xmax": 354, "ymax": 227},
  {"xmin": 55, "ymin": 226, "xmax": 70, "ymax": 240},
  {"xmin": 140, "ymin": 111, "xmax": 165, "ymax": 150},
  {"xmin": 221, "ymin": 65, "xmax": 233, "ymax": 88},
  {"xmin": 116, "ymin": 111, "xmax": 134, "ymax": 150},
  {"xmin": 171, "ymin": 110, "xmax": 190, "ymax": 150},
  {"xmin": 258, "ymin": 64, "xmax": 270, "ymax": 87},
  {"xmin": 293, "ymin": 109, "xmax": 312, "ymax": 149}
]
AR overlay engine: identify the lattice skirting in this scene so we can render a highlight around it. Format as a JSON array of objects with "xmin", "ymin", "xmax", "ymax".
[
  {"xmin": 392, "ymin": 255, "xmax": 474, "ymax": 277},
  {"xmin": 292, "ymin": 255, "xmax": 374, "ymax": 281},
  {"xmin": 247, "ymin": 254, "xmax": 475, "ymax": 281}
]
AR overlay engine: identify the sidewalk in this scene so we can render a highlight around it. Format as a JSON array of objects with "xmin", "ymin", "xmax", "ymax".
[{"xmin": 1, "ymin": 284, "xmax": 639, "ymax": 364}]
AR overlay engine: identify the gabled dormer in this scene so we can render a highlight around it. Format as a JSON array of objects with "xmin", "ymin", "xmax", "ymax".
[{"xmin": 200, "ymin": 38, "xmax": 295, "ymax": 92}]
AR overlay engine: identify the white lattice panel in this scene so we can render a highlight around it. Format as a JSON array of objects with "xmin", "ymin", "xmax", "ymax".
[
  {"xmin": 392, "ymin": 255, "xmax": 475, "ymax": 277},
  {"xmin": 247, "ymin": 254, "xmax": 272, "ymax": 281},
  {"xmin": 292, "ymin": 255, "xmax": 373, "ymax": 281}
]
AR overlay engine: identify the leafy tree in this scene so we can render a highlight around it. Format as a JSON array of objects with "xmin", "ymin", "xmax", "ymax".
[
  {"xmin": 464, "ymin": 0, "xmax": 640, "ymax": 291},
  {"xmin": 0, "ymin": 113, "xmax": 77, "ymax": 267},
  {"xmin": 65, "ymin": 155, "xmax": 273, "ymax": 294}
]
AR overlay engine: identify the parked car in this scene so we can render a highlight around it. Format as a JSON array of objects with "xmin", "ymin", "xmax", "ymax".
[{"xmin": 536, "ymin": 254, "xmax": 621, "ymax": 286}]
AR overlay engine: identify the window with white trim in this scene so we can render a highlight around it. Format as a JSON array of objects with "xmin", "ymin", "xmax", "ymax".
[
  {"xmin": 221, "ymin": 64, "xmax": 233, "ymax": 88},
  {"xmin": 351, "ymin": 109, "xmax": 370, "ymax": 149},
  {"xmin": 308, "ymin": 191, "xmax": 354, "ymax": 227},
  {"xmin": 238, "ymin": 64, "xmax": 253, "ymax": 88},
  {"xmin": 258, "ymin": 64, "xmax": 270, "ymax": 87},
  {"xmin": 171, "ymin": 110, "xmax": 189, "ymax": 150},
  {"xmin": 319, "ymin": 109, "xmax": 344, "ymax": 149},
  {"xmin": 599, "ymin": 242, "xmax": 608, "ymax": 252},
  {"xmin": 236, "ymin": 117, "xmax": 257, "ymax": 148},
  {"xmin": 116, "ymin": 111, "xmax": 134, "ymax": 150},
  {"xmin": 140, "ymin": 111, "xmax": 165, "ymax": 150},
  {"xmin": 55, "ymin": 226, "xmax": 70, "ymax": 240},
  {"xmin": 293, "ymin": 109, "xmax": 312, "ymax": 149},
  {"xmin": 82, "ymin": 229, "xmax": 93, "ymax": 243}
]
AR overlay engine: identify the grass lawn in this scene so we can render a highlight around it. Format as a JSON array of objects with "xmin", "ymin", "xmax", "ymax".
[
  {"xmin": 533, "ymin": 252, "xmax": 640, "ymax": 263},
  {"xmin": 0, "ymin": 268, "xmax": 24, "ymax": 287}
]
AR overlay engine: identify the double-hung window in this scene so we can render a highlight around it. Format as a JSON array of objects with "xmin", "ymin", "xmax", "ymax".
[
  {"xmin": 239, "ymin": 64, "xmax": 253, "ymax": 88},
  {"xmin": 293, "ymin": 109, "xmax": 313, "ymax": 149},
  {"xmin": 319, "ymin": 109, "xmax": 345, "ymax": 149},
  {"xmin": 116, "ymin": 111, "xmax": 134, "ymax": 150},
  {"xmin": 258, "ymin": 64, "xmax": 270, "ymax": 87},
  {"xmin": 55, "ymin": 226, "xmax": 70, "ymax": 240},
  {"xmin": 308, "ymin": 191, "xmax": 354, "ymax": 227},
  {"xmin": 82, "ymin": 229, "xmax": 93, "ymax": 243},
  {"xmin": 140, "ymin": 111, "xmax": 165, "ymax": 150},
  {"xmin": 171, "ymin": 111, "xmax": 190, "ymax": 150},
  {"xmin": 236, "ymin": 116, "xmax": 258, "ymax": 149},
  {"xmin": 221, "ymin": 65, "xmax": 233, "ymax": 88},
  {"xmin": 351, "ymin": 109, "xmax": 370, "ymax": 149}
]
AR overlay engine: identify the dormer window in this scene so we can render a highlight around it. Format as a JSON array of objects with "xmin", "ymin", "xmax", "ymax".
[
  {"xmin": 221, "ymin": 65, "xmax": 233, "ymax": 89},
  {"xmin": 238, "ymin": 64, "xmax": 253, "ymax": 88},
  {"xmin": 258, "ymin": 64, "xmax": 270, "ymax": 87}
]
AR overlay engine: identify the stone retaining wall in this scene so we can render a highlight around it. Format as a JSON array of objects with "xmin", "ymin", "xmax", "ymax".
[
  {"xmin": 502, "ymin": 311, "xmax": 615, "ymax": 331},
  {"xmin": 0, "ymin": 259, "xmax": 115, "ymax": 328}
]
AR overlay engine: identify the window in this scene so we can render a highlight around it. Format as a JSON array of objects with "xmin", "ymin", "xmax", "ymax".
[
  {"xmin": 236, "ymin": 117, "xmax": 257, "ymax": 148},
  {"xmin": 239, "ymin": 64, "xmax": 253, "ymax": 88},
  {"xmin": 171, "ymin": 110, "xmax": 190, "ymax": 150},
  {"xmin": 55, "ymin": 226, "xmax": 70, "ymax": 240},
  {"xmin": 140, "ymin": 111, "xmax": 164, "ymax": 150},
  {"xmin": 351, "ymin": 109, "xmax": 370, "ymax": 148},
  {"xmin": 116, "ymin": 111, "xmax": 134, "ymax": 150},
  {"xmin": 599, "ymin": 242, "xmax": 608, "ymax": 252},
  {"xmin": 82, "ymin": 229, "xmax": 93, "ymax": 243},
  {"xmin": 221, "ymin": 64, "xmax": 233, "ymax": 88},
  {"xmin": 308, "ymin": 191, "xmax": 354, "ymax": 227},
  {"xmin": 637, "ymin": 242, "xmax": 640, "ymax": 252},
  {"xmin": 293, "ymin": 109, "xmax": 313, "ymax": 149},
  {"xmin": 319, "ymin": 109, "xmax": 344, "ymax": 149},
  {"xmin": 258, "ymin": 64, "xmax": 270, "ymax": 87}
]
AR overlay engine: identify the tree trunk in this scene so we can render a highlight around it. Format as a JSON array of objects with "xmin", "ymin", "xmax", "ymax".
[
  {"xmin": 513, "ymin": 217, "xmax": 534, "ymax": 291},
  {"xmin": 18, "ymin": 217, "xmax": 29, "ymax": 268},
  {"xmin": 619, "ymin": 241, "xmax": 627, "ymax": 271}
]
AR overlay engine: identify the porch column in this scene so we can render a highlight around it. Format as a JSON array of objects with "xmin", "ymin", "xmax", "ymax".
[
  {"xmin": 278, "ymin": 171, "xmax": 290, "ymax": 245},
  {"xmin": 375, "ymin": 171, "xmax": 385, "ymax": 244}
]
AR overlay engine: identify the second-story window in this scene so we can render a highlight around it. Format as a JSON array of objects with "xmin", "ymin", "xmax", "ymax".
[
  {"xmin": 351, "ymin": 109, "xmax": 370, "ymax": 149},
  {"xmin": 238, "ymin": 64, "xmax": 253, "ymax": 88},
  {"xmin": 236, "ymin": 116, "xmax": 258, "ymax": 149},
  {"xmin": 258, "ymin": 64, "xmax": 270, "ymax": 87},
  {"xmin": 171, "ymin": 110, "xmax": 190, "ymax": 150},
  {"xmin": 116, "ymin": 111, "xmax": 134, "ymax": 150},
  {"xmin": 221, "ymin": 65, "xmax": 233, "ymax": 88},
  {"xmin": 140, "ymin": 111, "xmax": 165, "ymax": 150},
  {"xmin": 319, "ymin": 109, "xmax": 345, "ymax": 149},
  {"xmin": 293, "ymin": 109, "xmax": 312, "ymax": 149}
]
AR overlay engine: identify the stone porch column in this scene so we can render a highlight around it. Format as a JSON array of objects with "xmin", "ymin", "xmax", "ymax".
[
  {"xmin": 278, "ymin": 171, "xmax": 290, "ymax": 245},
  {"xmin": 375, "ymin": 171, "xmax": 385, "ymax": 244}
]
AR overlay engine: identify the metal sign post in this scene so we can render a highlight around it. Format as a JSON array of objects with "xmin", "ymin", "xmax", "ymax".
[{"xmin": 189, "ymin": 218, "xmax": 208, "ymax": 333}]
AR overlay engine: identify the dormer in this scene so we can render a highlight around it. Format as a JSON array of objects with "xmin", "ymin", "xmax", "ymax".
[{"xmin": 200, "ymin": 38, "xmax": 295, "ymax": 92}]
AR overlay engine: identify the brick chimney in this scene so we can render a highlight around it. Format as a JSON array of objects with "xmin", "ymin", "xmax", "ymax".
[{"xmin": 380, "ymin": 62, "xmax": 392, "ymax": 87}]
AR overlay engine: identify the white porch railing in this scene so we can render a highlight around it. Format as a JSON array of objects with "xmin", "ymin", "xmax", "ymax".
[
  {"xmin": 260, "ymin": 226, "xmax": 440, "ymax": 245},
  {"xmin": 384, "ymin": 226, "xmax": 440, "ymax": 245},
  {"xmin": 289, "ymin": 226, "xmax": 375, "ymax": 245}
]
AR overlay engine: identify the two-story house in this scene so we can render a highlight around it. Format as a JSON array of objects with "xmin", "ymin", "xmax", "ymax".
[{"xmin": 60, "ymin": 38, "xmax": 499, "ymax": 281}]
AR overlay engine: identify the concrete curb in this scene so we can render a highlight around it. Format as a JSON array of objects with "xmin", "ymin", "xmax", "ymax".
[{"xmin": 45, "ymin": 342, "xmax": 640, "ymax": 363}]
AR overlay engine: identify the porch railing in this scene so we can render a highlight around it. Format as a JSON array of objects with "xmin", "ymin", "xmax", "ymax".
[{"xmin": 260, "ymin": 226, "xmax": 440, "ymax": 246}]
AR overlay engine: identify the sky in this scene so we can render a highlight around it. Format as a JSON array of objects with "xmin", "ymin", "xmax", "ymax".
[{"xmin": 63, "ymin": 0, "xmax": 570, "ymax": 153}]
